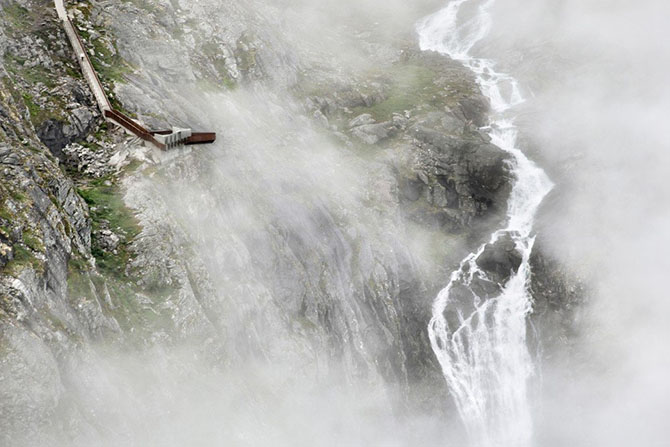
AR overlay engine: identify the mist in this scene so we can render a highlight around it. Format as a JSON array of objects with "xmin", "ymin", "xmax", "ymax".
[
  {"xmin": 2, "ymin": 0, "xmax": 669, "ymax": 445},
  {"xmin": 480, "ymin": 0, "xmax": 670, "ymax": 445}
]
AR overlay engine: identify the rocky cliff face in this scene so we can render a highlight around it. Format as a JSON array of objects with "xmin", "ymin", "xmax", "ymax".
[{"xmin": 0, "ymin": 0, "xmax": 580, "ymax": 444}]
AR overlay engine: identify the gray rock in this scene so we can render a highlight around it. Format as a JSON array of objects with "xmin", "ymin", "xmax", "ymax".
[
  {"xmin": 351, "ymin": 122, "xmax": 394, "ymax": 145},
  {"xmin": 313, "ymin": 109, "xmax": 329, "ymax": 127},
  {"xmin": 475, "ymin": 233, "xmax": 522, "ymax": 283},
  {"xmin": 391, "ymin": 113, "xmax": 409, "ymax": 130},
  {"xmin": 36, "ymin": 107, "xmax": 97, "ymax": 159},
  {"xmin": 348, "ymin": 113, "xmax": 376, "ymax": 128},
  {"xmin": 36, "ymin": 119, "xmax": 69, "ymax": 157},
  {"xmin": 96, "ymin": 229, "xmax": 121, "ymax": 252},
  {"xmin": 459, "ymin": 96, "xmax": 490, "ymax": 127}
]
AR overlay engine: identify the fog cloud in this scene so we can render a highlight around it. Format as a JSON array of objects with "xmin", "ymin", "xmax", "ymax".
[{"xmin": 480, "ymin": 1, "xmax": 670, "ymax": 445}]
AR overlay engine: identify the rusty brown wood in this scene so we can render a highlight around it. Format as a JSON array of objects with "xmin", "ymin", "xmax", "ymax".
[
  {"xmin": 105, "ymin": 110, "xmax": 167, "ymax": 150},
  {"xmin": 56, "ymin": 0, "xmax": 216, "ymax": 151},
  {"xmin": 185, "ymin": 132, "xmax": 217, "ymax": 145}
]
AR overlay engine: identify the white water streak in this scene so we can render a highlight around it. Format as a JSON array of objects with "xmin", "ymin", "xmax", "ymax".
[{"xmin": 418, "ymin": 1, "xmax": 553, "ymax": 446}]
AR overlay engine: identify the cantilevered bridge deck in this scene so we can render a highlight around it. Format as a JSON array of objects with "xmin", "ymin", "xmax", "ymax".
[{"xmin": 54, "ymin": 0, "xmax": 215, "ymax": 150}]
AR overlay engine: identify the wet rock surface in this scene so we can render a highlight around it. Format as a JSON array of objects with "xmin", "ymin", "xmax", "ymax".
[
  {"xmin": 476, "ymin": 233, "xmax": 523, "ymax": 284},
  {"xmin": 0, "ymin": 0, "xmax": 582, "ymax": 443}
]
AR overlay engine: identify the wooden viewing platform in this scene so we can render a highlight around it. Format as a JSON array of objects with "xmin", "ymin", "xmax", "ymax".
[{"xmin": 54, "ymin": 0, "xmax": 216, "ymax": 150}]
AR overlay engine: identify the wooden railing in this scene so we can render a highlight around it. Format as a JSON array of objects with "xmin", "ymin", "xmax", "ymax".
[
  {"xmin": 55, "ymin": 0, "xmax": 216, "ymax": 151},
  {"xmin": 70, "ymin": 20, "xmax": 112, "ymax": 111},
  {"xmin": 104, "ymin": 109, "xmax": 166, "ymax": 150}
]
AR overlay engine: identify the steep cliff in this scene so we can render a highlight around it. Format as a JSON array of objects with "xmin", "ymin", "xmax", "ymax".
[{"xmin": 0, "ymin": 0, "xmax": 579, "ymax": 444}]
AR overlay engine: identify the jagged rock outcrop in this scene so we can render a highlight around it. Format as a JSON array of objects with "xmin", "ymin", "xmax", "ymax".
[
  {"xmin": 0, "ymin": 2, "xmax": 126, "ymax": 440},
  {"xmin": 36, "ymin": 107, "xmax": 97, "ymax": 157},
  {"xmin": 476, "ymin": 233, "xmax": 523, "ymax": 284}
]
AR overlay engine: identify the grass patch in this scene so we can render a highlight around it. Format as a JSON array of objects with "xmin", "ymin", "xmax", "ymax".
[
  {"xmin": 22, "ymin": 229, "xmax": 44, "ymax": 253},
  {"xmin": 3, "ymin": 3, "xmax": 30, "ymax": 28},
  {"xmin": 9, "ymin": 189, "xmax": 26, "ymax": 203},
  {"xmin": 353, "ymin": 64, "xmax": 441, "ymax": 121},
  {"xmin": 3, "ymin": 244, "xmax": 42, "ymax": 275},
  {"xmin": 5, "ymin": 53, "xmax": 56, "ymax": 88},
  {"xmin": 107, "ymin": 280, "xmax": 174, "ymax": 337},
  {"xmin": 21, "ymin": 93, "xmax": 41, "ymax": 120},
  {"xmin": 0, "ymin": 207, "xmax": 13, "ymax": 222},
  {"xmin": 90, "ymin": 40, "xmax": 134, "ymax": 84},
  {"xmin": 77, "ymin": 177, "xmax": 141, "ymax": 279},
  {"xmin": 20, "ymin": 92, "xmax": 67, "ymax": 129}
]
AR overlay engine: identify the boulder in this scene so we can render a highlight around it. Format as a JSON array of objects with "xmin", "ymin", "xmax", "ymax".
[
  {"xmin": 36, "ymin": 119, "xmax": 69, "ymax": 158},
  {"xmin": 351, "ymin": 122, "xmax": 393, "ymax": 145},
  {"xmin": 96, "ymin": 228, "xmax": 121, "ymax": 252},
  {"xmin": 348, "ymin": 113, "xmax": 375, "ymax": 128},
  {"xmin": 458, "ymin": 96, "xmax": 489, "ymax": 127},
  {"xmin": 476, "ymin": 233, "xmax": 522, "ymax": 283}
]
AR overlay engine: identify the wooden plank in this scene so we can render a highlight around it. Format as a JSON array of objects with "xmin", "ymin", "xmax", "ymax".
[{"xmin": 185, "ymin": 132, "xmax": 217, "ymax": 145}]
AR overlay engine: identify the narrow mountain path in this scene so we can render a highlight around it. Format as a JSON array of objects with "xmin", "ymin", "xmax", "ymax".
[{"xmin": 53, "ymin": 0, "xmax": 112, "ymax": 114}]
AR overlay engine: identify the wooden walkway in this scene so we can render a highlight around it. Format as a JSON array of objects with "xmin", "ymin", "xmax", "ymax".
[{"xmin": 54, "ymin": 0, "xmax": 215, "ymax": 150}]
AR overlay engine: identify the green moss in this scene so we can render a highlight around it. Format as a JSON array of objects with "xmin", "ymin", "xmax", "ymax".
[
  {"xmin": 10, "ymin": 189, "xmax": 26, "ymax": 203},
  {"xmin": 353, "ymin": 64, "xmax": 442, "ymax": 121},
  {"xmin": 220, "ymin": 75, "xmax": 236, "ymax": 90},
  {"xmin": 94, "ymin": 121, "xmax": 109, "ymax": 140},
  {"xmin": 93, "ymin": 50, "xmax": 134, "ymax": 85},
  {"xmin": 3, "ymin": 3, "xmax": 30, "ymax": 28},
  {"xmin": 294, "ymin": 315, "xmax": 318, "ymax": 331},
  {"xmin": 67, "ymin": 264, "xmax": 94, "ymax": 300},
  {"xmin": 45, "ymin": 311, "xmax": 71, "ymax": 334},
  {"xmin": 109, "ymin": 281, "xmax": 174, "ymax": 336},
  {"xmin": 236, "ymin": 34, "xmax": 258, "ymax": 73},
  {"xmin": 21, "ymin": 93, "xmax": 40, "ymax": 118},
  {"xmin": 22, "ymin": 229, "xmax": 44, "ymax": 253},
  {"xmin": 3, "ymin": 244, "xmax": 42, "ymax": 275},
  {"xmin": 122, "ymin": 159, "xmax": 142, "ymax": 174},
  {"xmin": 199, "ymin": 42, "xmax": 237, "ymax": 88},
  {"xmin": 0, "ymin": 207, "xmax": 13, "ymax": 222},
  {"xmin": 68, "ymin": 254, "xmax": 90, "ymax": 272},
  {"xmin": 77, "ymin": 178, "xmax": 141, "ymax": 279},
  {"xmin": 4, "ymin": 53, "xmax": 56, "ymax": 88},
  {"xmin": 18, "ymin": 91, "xmax": 65, "ymax": 127},
  {"xmin": 79, "ymin": 179, "xmax": 140, "ymax": 239}
]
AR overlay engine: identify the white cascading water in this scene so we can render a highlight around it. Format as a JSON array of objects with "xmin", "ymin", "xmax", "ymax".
[{"xmin": 417, "ymin": 1, "xmax": 553, "ymax": 446}]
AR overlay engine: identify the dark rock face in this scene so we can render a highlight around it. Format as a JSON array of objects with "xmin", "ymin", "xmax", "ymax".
[
  {"xmin": 459, "ymin": 96, "xmax": 490, "ymax": 127},
  {"xmin": 36, "ymin": 107, "xmax": 97, "ymax": 159},
  {"xmin": 36, "ymin": 119, "xmax": 69, "ymax": 157},
  {"xmin": 410, "ymin": 126, "xmax": 512, "ymax": 232},
  {"xmin": 476, "ymin": 233, "xmax": 523, "ymax": 283},
  {"xmin": 300, "ymin": 48, "xmax": 513, "ymax": 237}
]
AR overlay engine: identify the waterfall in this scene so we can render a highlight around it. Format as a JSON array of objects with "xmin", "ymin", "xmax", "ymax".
[{"xmin": 417, "ymin": 1, "xmax": 554, "ymax": 446}]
